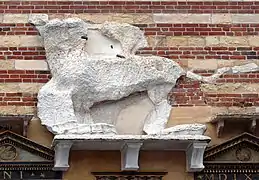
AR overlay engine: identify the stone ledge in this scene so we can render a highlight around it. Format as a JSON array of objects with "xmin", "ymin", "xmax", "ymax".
[{"xmin": 52, "ymin": 134, "xmax": 210, "ymax": 172}]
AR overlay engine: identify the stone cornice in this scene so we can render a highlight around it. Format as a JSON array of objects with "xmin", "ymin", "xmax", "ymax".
[{"xmin": 52, "ymin": 134, "xmax": 210, "ymax": 172}]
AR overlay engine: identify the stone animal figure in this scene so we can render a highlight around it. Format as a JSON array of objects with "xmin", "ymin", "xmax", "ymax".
[{"xmin": 31, "ymin": 17, "xmax": 190, "ymax": 135}]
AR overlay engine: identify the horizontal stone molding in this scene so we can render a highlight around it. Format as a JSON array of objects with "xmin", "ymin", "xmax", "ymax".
[
  {"xmin": 201, "ymin": 83, "xmax": 259, "ymax": 93},
  {"xmin": 0, "ymin": 2, "xmax": 257, "ymax": 14},
  {"xmin": 0, "ymin": 83, "xmax": 44, "ymax": 93},
  {"xmin": 15, "ymin": 60, "xmax": 49, "ymax": 70},
  {"xmin": 0, "ymin": 105, "xmax": 35, "ymax": 115},
  {"xmin": 153, "ymin": 14, "xmax": 211, "ymax": 24},
  {"xmin": 1, "ymin": 13, "xmax": 259, "ymax": 24},
  {"xmin": 154, "ymin": 14, "xmax": 259, "ymax": 24},
  {"xmin": 0, "ymin": 36, "xmax": 42, "ymax": 47}
]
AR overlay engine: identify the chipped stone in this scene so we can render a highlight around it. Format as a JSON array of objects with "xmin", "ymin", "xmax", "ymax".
[
  {"xmin": 3, "ymin": 14, "xmax": 29, "ymax": 23},
  {"xmin": 188, "ymin": 37, "xmax": 206, "ymax": 46},
  {"xmin": 28, "ymin": 14, "xmax": 49, "ymax": 26},
  {"xmin": 220, "ymin": 36, "xmax": 249, "ymax": 46},
  {"xmin": 31, "ymin": 18, "xmax": 186, "ymax": 135},
  {"xmin": 231, "ymin": 63, "xmax": 259, "ymax": 73},
  {"xmin": 167, "ymin": 36, "xmax": 188, "ymax": 46},
  {"xmin": 147, "ymin": 35, "xmax": 167, "ymax": 47},
  {"xmin": 0, "ymin": 61, "xmax": 14, "ymax": 69}
]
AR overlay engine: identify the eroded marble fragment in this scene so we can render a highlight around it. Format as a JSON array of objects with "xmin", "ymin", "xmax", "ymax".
[{"xmin": 30, "ymin": 15, "xmax": 186, "ymax": 135}]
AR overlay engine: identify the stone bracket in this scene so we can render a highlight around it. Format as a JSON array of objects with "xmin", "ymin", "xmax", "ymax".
[
  {"xmin": 53, "ymin": 141, "xmax": 73, "ymax": 171},
  {"xmin": 216, "ymin": 120, "xmax": 225, "ymax": 138},
  {"xmin": 120, "ymin": 141, "xmax": 143, "ymax": 171},
  {"xmin": 186, "ymin": 142, "xmax": 208, "ymax": 172},
  {"xmin": 53, "ymin": 134, "xmax": 210, "ymax": 172},
  {"xmin": 250, "ymin": 118, "xmax": 257, "ymax": 134},
  {"xmin": 212, "ymin": 114, "xmax": 259, "ymax": 137}
]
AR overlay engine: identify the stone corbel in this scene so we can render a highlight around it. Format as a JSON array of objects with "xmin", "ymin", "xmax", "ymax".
[
  {"xmin": 120, "ymin": 141, "xmax": 143, "ymax": 171},
  {"xmin": 216, "ymin": 120, "xmax": 224, "ymax": 138},
  {"xmin": 250, "ymin": 118, "xmax": 257, "ymax": 134},
  {"xmin": 53, "ymin": 141, "xmax": 73, "ymax": 171},
  {"xmin": 186, "ymin": 142, "xmax": 208, "ymax": 172}
]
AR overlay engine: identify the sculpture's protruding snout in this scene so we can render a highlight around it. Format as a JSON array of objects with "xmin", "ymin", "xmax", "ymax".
[{"xmin": 81, "ymin": 35, "xmax": 88, "ymax": 40}]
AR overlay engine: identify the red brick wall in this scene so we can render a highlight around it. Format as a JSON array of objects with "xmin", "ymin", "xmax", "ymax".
[
  {"xmin": 170, "ymin": 73, "xmax": 259, "ymax": 107},
  {"xmin": 0, "ymin": 0, "xmax": 258, "ymax": 109},
  {"xmin": 0, "ymin": 1, "xmax": 259, "ymax": 14}
]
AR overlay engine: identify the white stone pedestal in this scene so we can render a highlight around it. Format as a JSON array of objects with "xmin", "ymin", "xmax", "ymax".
[{"xmin": 52, "ymin": 134, "xmax": 210, "ymax": 172}]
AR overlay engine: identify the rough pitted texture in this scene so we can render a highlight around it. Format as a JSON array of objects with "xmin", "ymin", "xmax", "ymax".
[
  {"xmin": 187, "ymin": 63, "xmax": 259, "ymax": 83},
  {"xmin": 29, "ymin": 15, "xmax": 259, "ymax": 137},
  {"xmin": 30, "ymin": 16, "xmax": 189, "ymax": 136},
  {"xmin": 100, "ymin": 22, "xmax": 148, "ymax": 55},
  {"xmin": 161, "ymin": 124, "xmax": 207, "ymax": 136}
]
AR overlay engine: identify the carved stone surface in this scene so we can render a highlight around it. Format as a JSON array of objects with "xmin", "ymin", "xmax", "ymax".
[
  {"xmin": 162, "ymin": 124, "xmax": 207, "ymax": 136},
  {"xmin": 53, "ymin": 134, "xmax": 210, "ymax": 172},
  {"xmin": 186, "ymin": 142, "xmax": 208, "ymax": 172},
  {"xmin": 0, "ymin": 144, "xmax": 17, "ymax": 160},
  {"xmin": 53, "ymin": 141, "xmax": 72, "ymax": 171},
  {"xmin": 204, "ymin": 132, "xmax": 259, "ymax": 163},
  {"xmin": 121, "ymin": 142, "xmax": 142, "ymax": 171},
  {"xmin": 29, "ymin": 14, "xmax": 259, "ymax": 137},
  {"xmin": 0, "ymin": 130, "xmax": 59, "ymax": 175},
  {"xmin": 195, "ymin": 133, "xmax": 259, "ymax": 180},
  {"xmin": 29, "ymin": 15, "xmax": 190, "ymax": 136},
  {"xmin": 236, "ymin": 148, "xmax": 251, "ymax": 161},
  {"xmin": 211, "ymin": 114, "xmax": 259, "ymax": 137},
  {"xmin": 28, "ymin": 15, "xmax": 214, "ymax": 172},
  {"xmin": 187, "ymin": 63, "xmax": 259, "ymax": 83},
  {"xmin": 92, "ymin": 172, "xmax": 167, "ymax": 180}
]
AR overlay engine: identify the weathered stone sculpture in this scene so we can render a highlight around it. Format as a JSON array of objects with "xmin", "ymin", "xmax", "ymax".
[
  {"xmin": 29, "ymin": 16, "xmax": 212, "ymax": 172},
  {"xmin": 29, "ymin": 16, "xmax": 209, "ymax": 136}
]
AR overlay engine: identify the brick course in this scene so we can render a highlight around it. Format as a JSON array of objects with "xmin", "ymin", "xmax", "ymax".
[
  {"xmin": 0, "ymin": 92, "xmax": 37, "ymax": 106},
  {"xmin": 0, "ymin": 47, "xmax": 45, "ymax": 60},
  {"xmin": 2, "ymin": 23, "xmax": 259, "ymax": 36},
  {"xmin": 0, "ymin": 1, "xmax": 259, "ymax": 13},
  {"xmin": 0, "ymin": 70, "xmax": 50, "ymax": 83},
  {"xmin": 0, "ymin": 23, "xmax": 38, "ymax": 35}
]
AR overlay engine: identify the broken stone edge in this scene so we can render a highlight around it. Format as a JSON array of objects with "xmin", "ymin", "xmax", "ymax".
[{"xmin": 52, "ymin": 134, "xmax": 210, "ymax": 172}]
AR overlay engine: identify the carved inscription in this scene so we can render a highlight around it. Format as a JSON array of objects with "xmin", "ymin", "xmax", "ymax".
[
  {"xmin": 195, "ymin": 173, "xmax": 259, "ymax": 180},
  {"xmin": 0, "ymin": 170, "xmax": 62, "ymax": 179}
]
